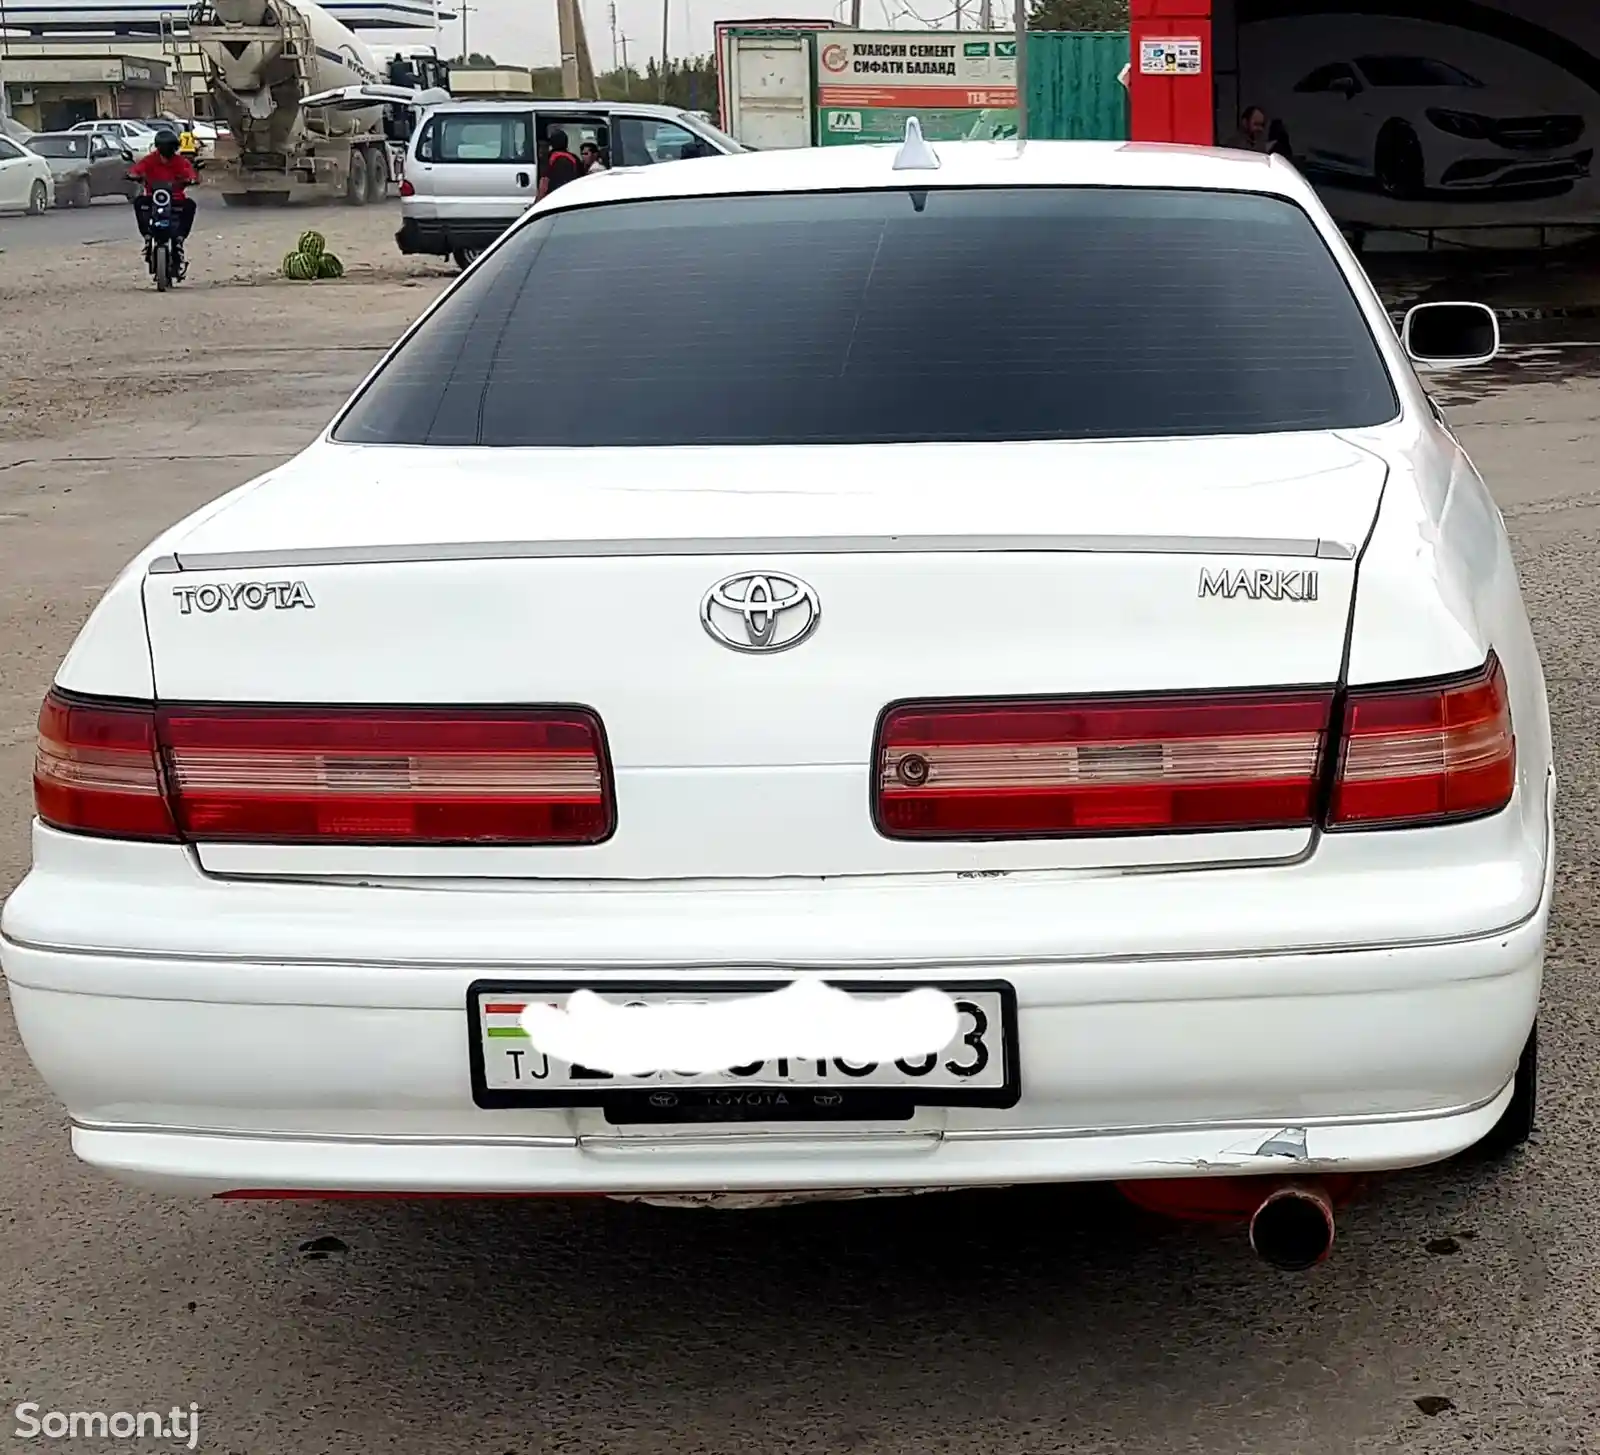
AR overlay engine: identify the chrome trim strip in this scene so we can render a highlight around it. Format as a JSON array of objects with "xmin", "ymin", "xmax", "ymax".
[
  {"xmin": 70, "ymin": 1089, "xmax": 1503, "ymax": 1149},
  {"xmin": 72, "ymin": 1118, "xmax": 574, "ymax": 1148},
  {"xmin": 152, "ymin": 533, "xmax": 1350, "ymax": 573}
]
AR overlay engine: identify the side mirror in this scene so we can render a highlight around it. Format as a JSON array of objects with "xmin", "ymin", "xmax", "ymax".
[{"xmin": 1403, "ymin": 301, "xmax": 1499, "ymax": 369}]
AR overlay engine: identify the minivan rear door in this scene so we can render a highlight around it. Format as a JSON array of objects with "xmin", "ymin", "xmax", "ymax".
[{"xmin": 415, "ymin": 109, "xmax": 536, "ymax": 225}]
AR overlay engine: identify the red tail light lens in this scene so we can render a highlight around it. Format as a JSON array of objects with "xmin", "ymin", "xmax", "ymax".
[
  {"xmin": 876, "ymin": 692, "xmax": 1334, "ymax": 839},
  {"xmin": 156, "ymin": 706, "xmax": 613, "ymax": 844},
  {"xmin": 1329, "ymin": 654, "xmax": 1514, "ymax": 828},
  {"xmin": 398, "ymin": 179, "xmax": 415, "ymax": 197},
  {"xmin": 34, "ymin": 691, "xmax": 178, "ymax": 840}
]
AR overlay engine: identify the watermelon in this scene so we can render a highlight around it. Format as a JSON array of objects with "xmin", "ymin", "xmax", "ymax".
[
  {"xmin": 315, "ymin": 251, "xmax": 345, "ymax": 279},
  {"xmin": 282, "ymin": 251, "xmax": 317, "ymax": 281},
  {"xmin": 296, "ymin": 229, "xmax": 326, "ymax": 260}
]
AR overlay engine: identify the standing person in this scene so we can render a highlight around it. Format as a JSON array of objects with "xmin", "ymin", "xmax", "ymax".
[
  {"xmin": 537, "ymin": 128, "xmax": 580, "ymax": 200},
  {"xmin": 580, "ymin": 140, "xmax": 607, "ymax": 174},
  {"xmin": 129, "ymin": 129, "xmax": 199, "ymax": 277},
  {"xmin": 1224, "ymin": 105, "xmax": 1270, "ymax": 152},
  {"xmin": 177, "ymin": 120, "xmax": 199, "ymax": 161}
]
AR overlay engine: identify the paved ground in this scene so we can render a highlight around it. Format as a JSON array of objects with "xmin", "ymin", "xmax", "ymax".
[{"xmin": 2, "ymin": 223, "xmax": 1600, "ymax": 1454}]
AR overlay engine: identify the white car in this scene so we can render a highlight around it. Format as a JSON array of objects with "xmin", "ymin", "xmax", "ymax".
[
  {"xmin": 0, "ymin": 133, "xmax": 56, "ymax": 214},
  {"xmin": 1, "ymin": 141, "xmax": 1553, "ymax": 1269},
  {"xmin": 388, "ymin": 98, "xmax": 742, "ymax": 269},
  {"xmin": 69, "ymin": 118, "xmax": 159, "ymax": 157},
  {"xmin": 1282, "ymin": 53, "xmax": 1591, "ymax": 198}
]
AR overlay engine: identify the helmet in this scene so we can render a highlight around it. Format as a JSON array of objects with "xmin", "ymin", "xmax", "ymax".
[{"xmin": 154, "ymin": 129, "xmax": 180, "ymax": 158}]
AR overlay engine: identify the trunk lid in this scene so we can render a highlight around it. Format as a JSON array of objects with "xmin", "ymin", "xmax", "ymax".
[{"xmin": 144, "ymin": 434, "xmax": 1385, "ymax": 879}]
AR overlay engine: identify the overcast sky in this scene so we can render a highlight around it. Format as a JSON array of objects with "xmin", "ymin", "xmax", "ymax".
[{"xmin": 402, "ymin": 0, "xmax": 957, "ymax": 69}]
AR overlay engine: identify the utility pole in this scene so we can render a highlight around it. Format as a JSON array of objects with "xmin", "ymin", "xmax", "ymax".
[
  {"xmin": 619, "ymin": 33, "xmax": 631, "ymax": 94},
  {"xmin": 573, "ymin": 0, "xmax": 596, "ymax": 95},
  {"xmin": 0, "ymin": 0, "xmax": 10, "ymax": 132},
  {"xmin": 1012, "ymin": 0, "xmax": 1026, "ymax": 138},
  {"xmin": 658, "ymin": 0, "xmax": 669, "ymax": 100},
  {"xmin": 558, "ymin": 0, "xmax": 579, "ymax": 97},
  {"xmin": 848, "ymin": 0, "xmax": 860, "ymax": 26},
  {"xmin": 979, "ymin": 0, "xmax": 991, "ymax": 29},
  {"xmin": 608, "ymin": 0, "xmax": 618, "ymax": 71},
  {"xmin": 954, "ymin": 0, "xmax": 962, "ymax": 30}
]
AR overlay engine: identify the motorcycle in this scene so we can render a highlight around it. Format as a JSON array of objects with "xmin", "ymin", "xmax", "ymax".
[{"xmin": 143, "ymin": 185, "xmax": 184, "ymax": 292}]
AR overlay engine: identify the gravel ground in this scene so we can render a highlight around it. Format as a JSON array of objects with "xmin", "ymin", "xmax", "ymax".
[
  {"xmin": 2, "ymin": 239, "xmax": 1600, "ymax": 1454},
  {"xmin": 0, "ymin": 200, "xmax": 451, "ymax": 441}
]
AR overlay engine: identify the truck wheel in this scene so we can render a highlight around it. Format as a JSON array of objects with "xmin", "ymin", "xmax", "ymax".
[
  {"xmin": 366, "ymin": 147, "xmax": 390, "ymax": 201},
  {"xmin": 346, "ymin": 152, "xmax": 370, "ymax": 206}
]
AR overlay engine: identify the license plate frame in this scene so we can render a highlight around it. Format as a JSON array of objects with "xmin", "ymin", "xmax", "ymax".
[{"xmin": 466, "ymin": 978, "xmax": 1021, "ymax": 1117}]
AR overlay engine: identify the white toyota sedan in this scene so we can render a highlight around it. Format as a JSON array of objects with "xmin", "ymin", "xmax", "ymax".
[{"xmin": 1, "ymin": 137, "xmax": 1553, "ymax": 1265}]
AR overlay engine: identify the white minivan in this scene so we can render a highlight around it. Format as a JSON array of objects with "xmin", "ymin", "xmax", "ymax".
[{"xmin": 396, "ymin": 99, "xmax": 743, "ymax": 269}]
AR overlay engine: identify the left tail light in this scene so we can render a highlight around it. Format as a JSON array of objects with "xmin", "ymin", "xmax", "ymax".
[
  {"xmin": 398, "ymin": 178, "xmax": 415, "ymax": 197},
  {"xmin": 34, "ymin": 693, "xmax": 614, "ymax": 845},
  {"xmin": 35, "ymin": 692, "xmax": 178, "ymax": 840}
]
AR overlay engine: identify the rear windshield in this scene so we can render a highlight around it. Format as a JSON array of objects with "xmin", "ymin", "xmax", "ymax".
[{"xmin": 334, "ymin": 186, "xmax": 1398, "ymax": 448}]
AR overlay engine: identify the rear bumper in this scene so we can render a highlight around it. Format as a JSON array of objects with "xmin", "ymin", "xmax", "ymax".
[
  {"xmin": 395, "ymin": 215, "xmax": 512, "ymax": 257},
  {"xmin": 1, "ymin": 779, "xmax": 1555, "ymax": 1198},
  {"xmin": 64, "ymin": 1089, "xmax": 1518, "ymax": 1199}
]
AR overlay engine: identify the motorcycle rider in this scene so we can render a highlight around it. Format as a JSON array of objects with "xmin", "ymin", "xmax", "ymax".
[{"xmin": 129, "ymin": 129, "xmax": 199, "ymax": 277}]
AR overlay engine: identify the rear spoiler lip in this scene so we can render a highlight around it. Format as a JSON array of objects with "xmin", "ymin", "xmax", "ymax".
[{"xmin": 147, "ymin": 534, "xmax": 1356, "ymax": 574}]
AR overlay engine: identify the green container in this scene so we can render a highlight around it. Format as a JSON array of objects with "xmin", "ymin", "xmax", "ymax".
[{"xmin": 1026, "ymin": 30, "xmax": 1129, "ymax": 141}]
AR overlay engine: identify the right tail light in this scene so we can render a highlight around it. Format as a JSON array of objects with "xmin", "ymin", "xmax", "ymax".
[
  {"xmin": 874, "ymin": 654, "xmax": 1516, "ymax": 841},
  {"xmin": 1327, "ymin": 654, "xmax": 1515, "ymax": 829}
]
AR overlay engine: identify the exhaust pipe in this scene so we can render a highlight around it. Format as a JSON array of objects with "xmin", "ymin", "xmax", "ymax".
[{"xmin": 1248, "ymin": 1180, "xmax": 1335, "ymax": 1271}]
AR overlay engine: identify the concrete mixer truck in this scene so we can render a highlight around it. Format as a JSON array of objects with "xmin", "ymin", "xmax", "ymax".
[{"xmin": 190, "ymin": 0, "xmax": 449, "ymax": 205}]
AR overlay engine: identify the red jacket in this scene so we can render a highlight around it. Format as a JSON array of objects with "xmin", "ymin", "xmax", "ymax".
[{"xmin": 130, "ymin": 151, "xmax": 198, "ymax": 198}]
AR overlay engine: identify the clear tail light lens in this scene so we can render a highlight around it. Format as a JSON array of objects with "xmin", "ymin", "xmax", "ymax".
[
  {"xmin": 156, "ymin": 705, "xmax": 614, "ymax": 844},
  {"xmin": 34, "ymin": 692, "xmax": 178, "ymax": 840},
  {"xmin": 876, "ymin": 692, "xmax": 1335, "ymax": 839},
  {"xmin": 1328, "ymin": 654, "xmax": 1514, "ymax": 828}
]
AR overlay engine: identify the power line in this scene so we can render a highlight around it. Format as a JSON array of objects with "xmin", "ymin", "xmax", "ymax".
[{"xmin": 896, "ymin": 0, "xmax": 962, "ymax": 25}]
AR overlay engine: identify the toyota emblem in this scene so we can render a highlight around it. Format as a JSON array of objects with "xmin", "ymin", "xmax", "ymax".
[{"xmin": 700, "ymin": 571, "xmax": 821, "ymax": 654}]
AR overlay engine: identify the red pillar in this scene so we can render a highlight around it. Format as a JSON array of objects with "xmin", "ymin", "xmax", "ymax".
[{"xmin": 1129, "ymin": 0, "xmax": 1215, "ymax": 146}]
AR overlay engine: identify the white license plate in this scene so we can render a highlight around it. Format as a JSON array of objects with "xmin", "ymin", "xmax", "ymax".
[{"xmin": 468, "ymin": 979, "xmax": 1019, "ymax": 1117}]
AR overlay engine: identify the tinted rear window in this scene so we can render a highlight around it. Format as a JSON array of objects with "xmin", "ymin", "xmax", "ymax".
[
  {"xmin": 335, "ymin": 186, "xmax": 1398, "ymax": 448},
  {"xmin": 29, "ymin": 136, "xmax": 87, "ymax": 158},
  {"xmin": 419, "ymin": 113, "xmax": 532, "ymax": 163}
]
